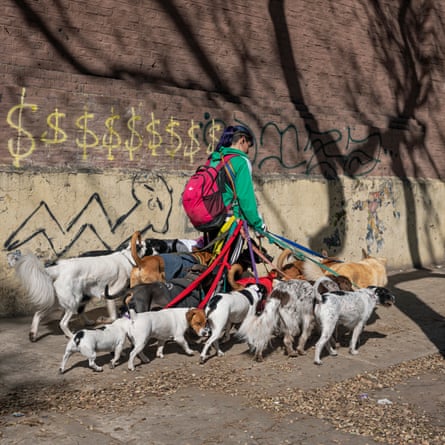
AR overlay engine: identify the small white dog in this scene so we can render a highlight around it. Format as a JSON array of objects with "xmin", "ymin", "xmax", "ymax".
[
  {"xmin": 313, "ymin": 286, "xmax": 395, "ymax": 365},
  {"xmin": 199, "ymin": 283, "xmax": 268, "ymax": 364},
  {"xmin": 126, "ymin": 307, "xmax": 208, "ymax": 371},
  {"xmin": 59, "ymin": 316, "xmax": 131, "ymax": 373},
  {"xmin": 7, "ymin": 233, "xmax": 146, "ymax": 341}
]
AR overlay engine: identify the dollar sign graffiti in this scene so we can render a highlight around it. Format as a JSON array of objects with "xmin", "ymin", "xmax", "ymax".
[
  {"xmin": 146, "ymin": 112, "xmax": 162, "ymax": 156},
  {"xmin": 124, "ymin": 107, "xmax": 142, "ymax": 161},
  {"xmin": 102, "ymin": 108, "xmax": 121, "ymax": 160},
  {"xmin": 7, "ymin": 88, "xmax": 38, "ymax": 168},
  {"xmin": 165, "ymin": 116, "xmax": 182, "ymax": 158},
  {"xmin": 41, "ymin": 108, "xmax": 67, "ymax": 145},
  {"xmin": 184, "ymin": 120, "xmax": 200, "ymax": 165},
  {"xmin": 206, "ymin": 120, "xmax": 223, "ymax": 154},
  {"xmin": 75, "ymin": 109, "xmax": 99, "ymax": 160}
]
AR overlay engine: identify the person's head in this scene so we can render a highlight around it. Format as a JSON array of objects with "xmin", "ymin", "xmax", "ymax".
[{"xmin": 215, "ymin": 125, "xmax": 254, "ymax": 153}]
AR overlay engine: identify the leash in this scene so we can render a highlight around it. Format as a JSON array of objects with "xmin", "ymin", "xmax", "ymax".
[
  {"xmin": 164, "ymin": 220, "xmax": 243, "ymax": 309},
  {"xmin": 260, "ymin": 229, "xmax": 363, "ymax": 287},
  {"xmin": 242, "ymin": 220, "xmax": 260, "ymax": 284},
  {"xmin": 265, "ymin": 231, "xmax": 343, "ymax": 262}
]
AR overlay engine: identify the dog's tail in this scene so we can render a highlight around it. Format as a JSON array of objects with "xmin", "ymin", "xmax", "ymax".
[
  {"xmin": 130, "ymin": 231, "xmax": 144, "ymax": 269},
  {"xmin": 312, "ymin": 276, "xmax": 340, "ymax": 302},
  {"xmin": 227, "ymin": 263, "xmax": 246, "ymax": 291},
  {"xmin": 237, "ymin": 297, "xmax": 280, "ymax": 357},
  {"xmin": 12, "ymin": 253, "xmax": 56, "ymax": 311}
]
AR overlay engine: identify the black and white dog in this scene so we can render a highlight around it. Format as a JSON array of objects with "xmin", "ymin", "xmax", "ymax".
[
  {"xmin": 144, "ymin": 238, "xmax": 199, "ymax": 256},
  {"xmin": 313, "ymin": 286, "xmax": 395, "ymax": 365},
  {"xmin": 59, "ymin": 316, "xmax": 131, "ymax": 373},
  {"xmin": 199, "ymin": 283, "xmax": 268, "ymax": 364},
  {"xmin": 7, "ymin": 239, "xmax": 146, "ymax": 341},
  {"xmin": 237, "ymin": 277, "xmax": 340, "ymax": 362}
]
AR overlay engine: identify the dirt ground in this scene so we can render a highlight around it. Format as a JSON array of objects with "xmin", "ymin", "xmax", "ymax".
[{"xmin": 0, "ymin": 267, "xmax": 444, "ymax": 445}]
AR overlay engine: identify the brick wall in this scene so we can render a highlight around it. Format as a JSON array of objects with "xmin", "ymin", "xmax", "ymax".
[{"xmin": 1, "ymin": 0, "xmax": 444, "ymax": 179}]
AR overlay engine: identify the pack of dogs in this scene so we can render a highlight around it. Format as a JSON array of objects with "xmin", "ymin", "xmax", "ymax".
[{"xmin": 7, "ymin": 232, "xmax": 395, "ymax": 373}]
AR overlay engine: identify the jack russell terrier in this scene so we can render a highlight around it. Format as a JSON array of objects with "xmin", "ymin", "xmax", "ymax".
[
  {"xmin": 126, "ymin": 307, "xmax": 208, "ymax": 371},
  {"xmin": 59, "ymin": 316, "xmax": 131, "ymax": 373},
  {"xmin": 199, "ymin": 283, "xmax": 268, "ymax": 364}
]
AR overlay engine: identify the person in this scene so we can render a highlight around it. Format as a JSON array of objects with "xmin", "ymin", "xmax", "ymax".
[{"xmin": 204, "ymin": 125, "xmax": 267, "ymax": 256}]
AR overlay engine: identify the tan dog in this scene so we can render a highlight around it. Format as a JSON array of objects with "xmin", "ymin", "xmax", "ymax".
[
  {"xmin": 276, "ymin": 248, "xmax": 305, "ymax": 280},
  {"xmin": 130, "ymin": 231, "xmax": 214, "ymax": 287},
  {"xmin": 305, "ymin": 249, "xmax": 388, "ymax": 289}
]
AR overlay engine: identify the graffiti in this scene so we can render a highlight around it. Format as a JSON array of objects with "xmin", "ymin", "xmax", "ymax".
[
  {"xmin": 3, "ymin": 89, "xmax": 389, "ymax": 176},
  {"xmin": 259, "ymin": 123, "xmax": 384, "ymax": 178},
  {"xmin": 351, "ymin": 180, "xmax": 397, "ymax": 253},
  {"xmin": 6, "ymin": 88, "xmax": 38, "ymax": 168},
  {"xmin": 4, "ymin": 174, "xmax": 174, "ymax": 258}
]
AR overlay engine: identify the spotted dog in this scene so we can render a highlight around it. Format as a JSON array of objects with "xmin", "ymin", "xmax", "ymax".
[
  {"xmin": 238, "ymin": 276, "xmax": 340, "ymax": 362},
  {"xmin": 313, "ymin": 286, "xmax": 395, "ymax": 365}
]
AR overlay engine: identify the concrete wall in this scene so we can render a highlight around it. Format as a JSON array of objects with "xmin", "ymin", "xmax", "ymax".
[
  {"xmin": 1, "ymin": 1, "xmax": 445, "ymax": 315},
  {"xmin": 2, "ymin": 170, "xmax": 444, "ymax": 315}
]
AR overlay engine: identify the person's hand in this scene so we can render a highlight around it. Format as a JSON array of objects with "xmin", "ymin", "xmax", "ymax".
[{"xmin": 255, "ymin": 223, "xmax": 267, "ymax": 238}]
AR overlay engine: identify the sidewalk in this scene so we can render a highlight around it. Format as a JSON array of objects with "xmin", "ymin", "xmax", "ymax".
[{"xmin": 0, "ymin": 267, "xmax": 444, "ymax": 444}]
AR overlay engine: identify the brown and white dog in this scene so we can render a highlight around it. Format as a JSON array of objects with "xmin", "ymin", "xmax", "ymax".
[
  {"xmin": 307, "ymin": 249, "xmax": 388, "ymax": 289},
  {"xmin": 126, "ymin": 307, "xmax": 208, "ymax": 370},
  {"xmin": 130, "ymin": 231, "xmax": 214, "ymax": 287},
  {"xmin": 276, "ymin": 248, "xmax": 305, "ymax": 280}
]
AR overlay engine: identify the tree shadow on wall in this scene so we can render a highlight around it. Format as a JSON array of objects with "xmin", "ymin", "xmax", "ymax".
[
  {"xmin": 267, "ymin": 0, "xmax": 444, "ymax": 263},
  {"xmin": 268, "ymin": 1, "xmax": 445, "ymax": 355}
]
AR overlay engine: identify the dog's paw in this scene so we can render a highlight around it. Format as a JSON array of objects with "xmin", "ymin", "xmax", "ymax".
[
  {"xmin": 314, "ymin": 359, "xmax": 323, "ymax": 365},
  {"xmin": 59, "ymin": 368, "xmax": 65, "ymax": 374},
  {"xmin": 349, "ymin": 349, "xmax": 359, "ymax": 355},
  {"xmin": 29, "ymin": 332, "xmax": 37, "ymax": 342},
  {"xmin": 199, "ymin": 356, "xmax": 207, "ymax": 365}
]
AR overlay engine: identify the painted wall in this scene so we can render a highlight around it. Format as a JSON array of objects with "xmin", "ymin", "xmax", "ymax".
[{"xmin": 1, "ymin": 1, "xmax": 444, "ymax": 316}]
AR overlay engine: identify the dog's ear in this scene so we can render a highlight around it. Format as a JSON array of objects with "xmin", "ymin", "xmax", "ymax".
[{"xmin": 186, "ymin": 308, "xmax": 197, "ymax": 323}]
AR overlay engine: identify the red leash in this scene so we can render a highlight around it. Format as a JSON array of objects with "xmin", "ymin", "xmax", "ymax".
[{"xmin": 164, "ymin": 221, "xmax": 242, "ymax": 309}]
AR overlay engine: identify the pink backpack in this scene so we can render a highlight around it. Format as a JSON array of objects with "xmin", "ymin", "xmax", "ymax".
[{"xmin": 182, "ymin": 154, "xmax": 236, "ymax": 232}]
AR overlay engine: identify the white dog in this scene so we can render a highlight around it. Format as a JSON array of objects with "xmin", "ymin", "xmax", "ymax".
[
  {"xmin": 59, "ymin": 316, "xmax": 132, "ymax": 373},
  {"xmin": 7, "ymin": 235, "xmax": 146, "ymax": 341},
  {"xmin": 126, "ymin": 307, "xmax": 208, "ymax": 371},
  {"xmin": 199, "ymin": 283, "xmax": 268, "ymax": 364},
  {"xmin": 313, "ymin": 286, "xmax": 395, "ymax": 365},
  {"xmin": 238, "ymin": 277, "xmax": 340, "ymax": 362}
]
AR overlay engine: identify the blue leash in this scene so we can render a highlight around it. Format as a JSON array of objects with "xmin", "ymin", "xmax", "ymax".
[{"xmin": 264, "ymin": 230, "xmax": 343, "ymax": 263}]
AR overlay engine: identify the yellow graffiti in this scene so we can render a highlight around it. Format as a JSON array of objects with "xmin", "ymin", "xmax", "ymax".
[
  {"xmin": 146, "ymin": 112, "xmax": 162, "ymax": 156},
  {"xmin": 41, "ymin": 108, "xmax": 67, "ymax": 145},
  {"xmin": 7, "ymin": 88, "xmax": 38, "ymax": 168},
  {"xmin": 124, "ymin": 107, "xmax": 143, "ymax": 161},
  {"xmin": 75, "ymin": 108, "xmax": 99, "ymax": 160},
  {"xmin": 184, "ymin": 120, "xmax": 201, "ymax": 165},
  {"xmin": 102, "ymin": 107, "xmax": 121, "ymax": 160},
  {"xmin": 165, "ymin": 116, "xmax": 182, "ymax": 158},
  {"xmin": 206, "ymin": 120, "xmax": 222, "ymax": 155}
]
